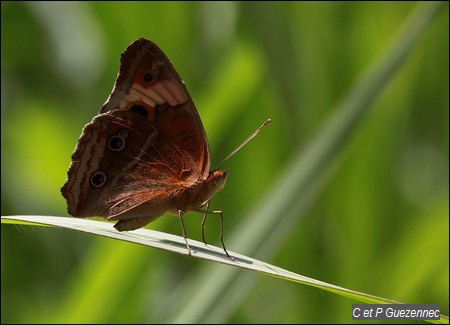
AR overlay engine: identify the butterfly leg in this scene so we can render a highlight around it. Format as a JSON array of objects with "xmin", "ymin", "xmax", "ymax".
[
  {"xmin": 196, "ymin": 207, "xmax": 233, "ymax": 260},
  {"xmin": 200, "ymin": 201, "xmax": 211, "ymax": 245},
  {"xmin": 217, "ymin": 210, "xmax": 232, "ymax": 260},
  {"xmin": 177, "ymin": 210, "xmax": 192, "ymax": 256}
]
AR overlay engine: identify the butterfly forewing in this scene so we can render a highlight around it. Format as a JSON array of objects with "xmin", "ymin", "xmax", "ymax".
[{"xmin": 101, "ymin": 38, "xmax": 210, "ymax": 178}]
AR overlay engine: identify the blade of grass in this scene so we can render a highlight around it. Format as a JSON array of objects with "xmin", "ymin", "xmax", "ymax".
[
  {"xmin": 3, "ymin": 215, "xmax": 447, "ymax": 324},
  {"xmin": 157, "ymin": 2, "xmax": 446, "ymax": 323}
]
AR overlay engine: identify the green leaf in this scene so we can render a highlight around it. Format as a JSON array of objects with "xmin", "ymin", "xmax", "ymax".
[{"xmin": 3, "ymin": 215, "xmax": 447, "ymax": 324}]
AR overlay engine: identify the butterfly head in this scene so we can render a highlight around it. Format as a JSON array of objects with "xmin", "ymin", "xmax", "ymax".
[
  {"xmin": 190, "ymin": 169, "xmax": 229, "ymax": 210},
  {"xmin": 209, "ymin": 168, "xmax": 229, "ymax": 194}
]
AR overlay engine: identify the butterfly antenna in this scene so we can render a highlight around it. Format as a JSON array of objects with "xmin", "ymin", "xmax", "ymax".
[{"xmin": 217, "ymin": 119, "xmax": 272, "ymax": 170}]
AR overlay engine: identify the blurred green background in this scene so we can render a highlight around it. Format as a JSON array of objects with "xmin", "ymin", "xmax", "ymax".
[{"xmin": 1, "ymin": 1, "xmax": 448, "ymax": 323}]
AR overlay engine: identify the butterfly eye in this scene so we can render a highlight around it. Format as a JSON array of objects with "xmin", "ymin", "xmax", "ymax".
[
  {"xmin": 108, "ymin": 134, "xmax": 126, "ymax": 151},
  {"xmin": 90, "ymin": 171, "xmax": 107, "ymax": 188},
  {"xmin": 144, "ymin": 73, "xmax": 153, "ymax": 83}
]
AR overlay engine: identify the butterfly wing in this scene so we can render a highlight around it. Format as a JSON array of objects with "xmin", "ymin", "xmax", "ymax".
[
  {"xmin": 61, "ymin": 109, "xmax": 200, "ymax": 220},
  {"xmin": 61, "ymin": 38, "xmax": 211, "ymax": 228},
  {"xmin": 101, "ymin": 38, "xmax": 210, "ymax": 178}
]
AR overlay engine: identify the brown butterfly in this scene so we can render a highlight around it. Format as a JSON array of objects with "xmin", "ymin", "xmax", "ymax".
[{"xmin": 61, "ymin": 38, "xmax": 270, "ymax": 258}]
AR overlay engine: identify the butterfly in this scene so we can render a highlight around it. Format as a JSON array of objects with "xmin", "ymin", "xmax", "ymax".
[{"xmin": 61, "ymin": 38, "xmax": 270, "ymax": 258}]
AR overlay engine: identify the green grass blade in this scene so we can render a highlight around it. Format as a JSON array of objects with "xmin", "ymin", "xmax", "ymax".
[{"xmin": 3, "ymin": 215, "xmax": 447, "ymax": 324}]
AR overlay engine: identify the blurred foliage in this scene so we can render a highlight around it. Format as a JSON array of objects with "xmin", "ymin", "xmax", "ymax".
[{"xmin": 1, "ymin": 1, "xmax": 448, "ymax": 323}]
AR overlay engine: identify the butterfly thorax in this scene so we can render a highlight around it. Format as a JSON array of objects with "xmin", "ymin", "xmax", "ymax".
[{"xmin": 170, "ymin": 169, "xmax": 228, "ymax": 213}]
